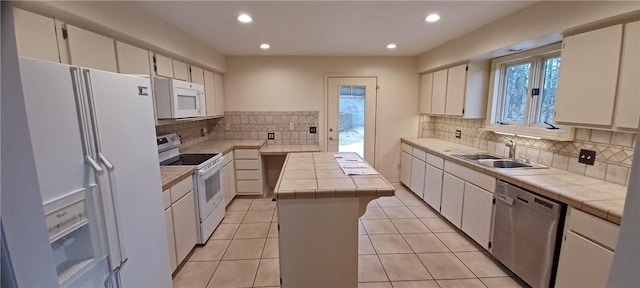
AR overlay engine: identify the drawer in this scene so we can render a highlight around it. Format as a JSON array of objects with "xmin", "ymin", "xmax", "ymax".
[
  {"xmin": 236, "ymin": 180, "xmax": 262, "ymax": 193},
  {"xmin": 236, "ymin": 170, "xmax": 261, "ymax": 180},
  {"xmin": 170, "ymin": 176, "xmax": 193, "ymax": 203},
  {"xmin": 235, "ymin": 159, "xmax": 260, "ymax": 170},
  {"xmin": 223, "ymin": 152, "xmax": 233, "ymax": 166},
  {"xmin": 162, "ymin": 188, "xmax": 171, "ymax": 209},
  {"xmin": 444, "ymin": 161, "xmax": 495, "ymax": 193},
  {"xmin": 426, "ymin": 153, "xmax": 444, "ymax": 169},
  {"xmin": 401, "ymin": 143, "xmax": 412, "ymax": 153},
  {"xmin": 412, "ymin": 147, "xmax": 427, "ymax": 161},
  {"xmin": 568, "ymin": 207, "xmax": 620, "ymax": 250},
  {"xmin": 235, "ymin": 149, "xmax": 259, "ymax": 159}
]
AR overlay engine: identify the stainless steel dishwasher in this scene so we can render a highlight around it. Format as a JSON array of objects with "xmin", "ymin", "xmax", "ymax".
[{"xmin": 491, "ymin": 181, "xmax": 566, "ymax": 288}]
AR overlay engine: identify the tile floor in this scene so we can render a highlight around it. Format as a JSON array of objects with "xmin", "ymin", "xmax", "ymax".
[{"xmin": 172, "ymin": 185, "xmax": 528, "ymax": 288}]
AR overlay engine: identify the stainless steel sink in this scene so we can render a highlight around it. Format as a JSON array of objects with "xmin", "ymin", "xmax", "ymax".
[
  {"xmin": 452, "ymin": 153, "xmax": 503, "ymax": 161},
  {"xmin": 452, "ymin": 153, "xmax": 548, "ymax": 169},
  {"xmin": 479, "ymin": 159, "xmax": 533, "ymax": 168}
]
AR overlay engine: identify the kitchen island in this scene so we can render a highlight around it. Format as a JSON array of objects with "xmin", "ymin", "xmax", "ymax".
[{"xmin": 274, "ymin": 152, "xmax": 394, "ymax": 288}]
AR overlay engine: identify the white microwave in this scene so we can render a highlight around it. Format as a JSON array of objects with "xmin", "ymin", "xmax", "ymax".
[{"xmin": 154, "ymin": 78, "xmax": 205, "ymax": 119}]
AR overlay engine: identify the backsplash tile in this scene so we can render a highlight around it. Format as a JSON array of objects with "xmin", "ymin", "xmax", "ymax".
[
  {"xmin": 420, "ymin": 115, "xmax": 636, "ymax": 186},
  {"xmin": 155, "ymin": 119, "xmax": 218, "ymax": 149},
  {"xmin": 209, "ymin": 111, "xmax": 319, "ymax": 145}
]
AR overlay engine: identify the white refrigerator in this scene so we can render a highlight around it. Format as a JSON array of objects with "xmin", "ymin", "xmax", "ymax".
[{"xmin": 6, "ymin": 57, "xmax": 172, "ymax": 287}]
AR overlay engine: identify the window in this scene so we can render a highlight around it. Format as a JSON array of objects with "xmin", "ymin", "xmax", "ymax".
[{"xmin": 494, "ymin": 48, "xmax": 561, "ymax": 127}]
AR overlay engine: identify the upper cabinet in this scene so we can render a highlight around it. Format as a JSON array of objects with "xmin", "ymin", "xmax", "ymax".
[
  {"xmin": 555, "ymin": 25, "xmax": 623, "ymax": 126},
  {"xmin": 13, "ymin": 7, "xmax": 66, "ymax": 63},
  {"xmin": 115, "ymin": 41, "xmax": 150, "ymax": 75},
  {"xmin": 65, "ymin": 24, "xmax": 118, "ymax": 72},
  {"xmin": 431, "ymin": 70, "xmax": 448, "ymax": 115},
  {"xmin": 614, "ymin": 21, "xmax": 640, "ymax": 130},
  {"xmin": 153, "ymin": 53, "xmax": 174, "ymax": 78},
  {"xmin": 204, "ymin": 70, "xmax": 225, "ymax": 117},
  {"xmin": 419, "ymin": 73, "xmax": 433, "ymax": 114},
  {"xmin": 190, "ymin": 65, "xmax": 205, "ymax": 85},
  {"xmin": 213, "ymin": 73, "xmax": 225, "ymax": 116},
  {"xmin": 172, "ymin": 60, "xmax": 189, "ymax": 81},
  {"xmin": 423, "ymin": 62, "xmax": 489, "ymax": 118}
]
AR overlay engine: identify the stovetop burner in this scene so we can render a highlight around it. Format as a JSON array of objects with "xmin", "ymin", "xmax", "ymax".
[{"xmin": 160, "ymin": 153, "xmax": 219, "ymax": 166}]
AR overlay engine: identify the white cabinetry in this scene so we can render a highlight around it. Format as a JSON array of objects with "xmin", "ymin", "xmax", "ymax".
[
  {"xmin": 65, "ymin": 24, "xmax": 117, "ymax": 72},
  {"xmin": 204, "ymin": 70, "xmax": 225, "ymax": 117},
  {"xmin": 13, "ymin": 7, "xmax": 64, "ymax": 63},
  {"xmin": 115, "ymin": 41, "xmax": 150, "ymax": 75},
  {"xmin": 555, "ymin": 25, "xmax": 623, "ymax": 126},
  {"xmin": 163, "ymin": 176, "xmax": 197, "ymax": 271},
  {"xmin": 424, "ymin": 63, "xmax": 489, "ymax": 118},
  {"xmin": 223, "ymin": 152, "xmax": 237, "ymax": 207},
  {"xmin": 556, "ymin": 208, "xmax": 620, "ymax": 288},
  {"xmin": 445, "ymin": 64, "xmax": 467, "ymax": 117},
  {"xmin": 614, "ymin": 21, "xmax": 640, "ymax": 129},
  {"xmin": 164, "ymin": 207, "xmax": 177, "ymax": 271},
  {"xmin": 424, "ymin": 164, "xmax": 443, "ymax": 211},
  {"xmin": 213, "ymin": 73, "xmax": 225, "ymax": 116},
  {"xmin": 441, "ymin": 173, "xmax": 465, "ymax": 228},
  {"xmin": 235, "ymin": 149, "xmax": 266, "ymax": 195},
  {"xmin": 461, "ymin": 183, "xmax": 493, "ymax": 249},
  {"xmin": 431, "ymin": 70, "xmax": 448, "ymax": 115},
  {"xmin": 153, "ymin": 53, "xmax": 174, "ymax": 78},
  {"xmin": 190, "ymin": 65, "xmax": 205, "ymax": 85},
  {"xmin": 419, "ymin": 73, "xmax": 433, "ymax": 114},
  {"xmin": 410, "ymin": 156, "xmax": 426, "ymax": 199},
  {"xmin": 400, "ymin": 144, "xmax": 413, "ymax": 186},
  {"xmin": 172, "ymin": 60, "xmax": 189, "ymax": 81}
]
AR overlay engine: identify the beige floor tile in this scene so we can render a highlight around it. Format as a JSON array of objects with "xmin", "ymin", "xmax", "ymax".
[
  {"xmin": 208, "ymin": 259, "xmax": 260, "ymax": 288},
  {"xmin": 420, "ymin": 218, "xmax": 455, "ymax": 233},
  {"xmin": 408, "ymin": 206, "xmax": 439, "ymax": 218},
  {"xmin": 435, "ymin": 233, "xmax": 480, "ymax": 252},
  {"xmin": 234, "ymin": 223, "xmax": 270, "ymax": 239},
  {"xmin": 362, "ymin": 207, "xmax": 389, "ymax": 219},
  {"xmin": 249, "ymin": 199, "xmax": 277, "ymax": 211},
  {"xmin": 173, "ymin": 261, "xmax": 219, "ymax": 288},
  {"xmin": 390, "ymin": 219, "xmax": 430, "ymax": 233},
  {"xmin": 369, "ymin": 234, "xmax": 413, "ymax": 254},
  {"xmin": 211, "ymin": 224, "xmax": 240, "ymax": 240},
  {"xmin": 368, "ymin": 199, "xmax": 381, "ymax": 208},
  {"xmin": 268, "ymin": 223, "xmax": 278, "ymax": 238},
  {"xmin": 188, "ymin": 239, "xmax": 231, "ymax": 261},
  {"xmin": 393, "ymin": 188, "xmax": 415, "ymax": 198},
  {"xmin": 361, "ymin": 219, "xmax": 399, "ymax": 234},
  {"xmin": 359, "ymin": 235, "xmax": 377, "ymax": 255},
  {"xmin": 377, "ymin": 197, "xmax": 406, "ymax": 207},
  {"xmin": 228, "ymin": 199, "xmax": 253, "ymax": 212},
  {"xmin": 223, "ymin": 238, "xmax": 266, "ymax": 260},
  {"xmin": 436, "ymin": 279, "xmax": 486, "ymax": 288},
  {"xmin": 254, "ymin": 258, "xmax": 280, "ymax": 287},
  {"xmin": 222, "ymin": 211, "xmax": 246, "ymax": 224},
  {"xmin": 271, "ymin": 209, "xmax": 278, "ymax": 223},
  {"xmin": 243, "ymin": 210, "xmax": 274, "ymax": 223},
  {"xmin": 382, "ymin": 207, "xmax": 416, "ymax": 219},
  {"xmin": 391, "ymin": 280, "xmax": 440, "ymax": 288},
  {"xmin": 403, "ymin": 234, "xmax": 449, "ymax": 253},
  {"xmin": 398, "ymin": 196, "xmax": 425, "ymax": 207},
  {"xmin": 417, "ymin": 253, "xmax": 475, "ymax": 280},
  {"xmin": 359, "ymin": 220, "xmax": 367, "ymax": 235},
  {"xmin": 262, "ymin": 238, "xmax": 279, "ymax": 258},
  {"xmin": 359, "ymin": 255, "xmax": 390, "ymax": 282},
  {"xmin": 358, "ymin": 282, "xmax": 393, "ymax": 288},
  {"xmin": 455, "ymin": 252, "xmax": 510, "ymax": 277},
  {"xmin": 480, "ymin": 277, "xmax": 527, "ymax": 288},
  {"xmin": 378, "ymin": 254, "xmax": 432, "ymax": 281}
]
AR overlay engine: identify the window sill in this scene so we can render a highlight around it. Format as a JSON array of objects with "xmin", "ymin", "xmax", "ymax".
[{"xmin": 484, "ymin": 124, "xmax": 575, "ymax": 141}]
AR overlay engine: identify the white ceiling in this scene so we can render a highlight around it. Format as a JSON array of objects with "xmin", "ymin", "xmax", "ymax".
[{"xmin": 136, "ymin": 1, "xmax": 537, "ymax": 56}]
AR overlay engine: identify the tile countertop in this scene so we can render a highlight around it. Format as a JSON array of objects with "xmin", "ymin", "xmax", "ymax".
[
  {"xmin": 274, "ymin": 152, "xmax": 395, "ymax": 199},
  {"xmin": 402, "ymin": 138, "xmax": 627, "ymax": 225},
  {"xmin": 182, "ymin": 139, "xmax": 267, "ymax": 155},
  {"xmin": 160, "ymin": 166, "xmax": 194, "ymax": 191},
  {"xmin": 261, "ymin": 144, "xmax": 322, "ymax": 155}
]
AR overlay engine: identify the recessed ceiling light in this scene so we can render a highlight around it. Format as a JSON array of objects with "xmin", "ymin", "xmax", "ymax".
[
  {"xmin": 237, "ymin": 14, "xmax": 252, "ymax": 23},
  {"xmin": 387, "ymin": 43, "xmax": 397, "ymax": 49},
  {"xmin": 425, "ymin": 14, "xmax": 440, "ymax": 23},
  {"xmin": 260, "ymin": 43, "xmax": 270, "ymax": 50},
  {"xmin": 508, "ymin": 47, "xmax": 526, "ymax": 52}
]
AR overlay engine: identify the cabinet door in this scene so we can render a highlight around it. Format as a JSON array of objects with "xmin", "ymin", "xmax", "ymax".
[
  {"xmin": 164, "ymin": 207, "xmax": 177, "ymax": 272},
  {"xmin": 555, "ymin": 25, "xmax": 623, "ymax": 126},
  {"xmin": 172, "ymin": 191, "xmax": 197, "ymax": 264},
  {"xmin": 461, "ymin": 183, "xmax": 493, "ymax": 249},
  {"xmin": 445, "ymin": 64, "xmax": 467, "ymax": 116},
  {"xmin": 173, "ymin": 60, "xmax": 189, "ymax": 81},
  {"xmin": 154, "ymin": 53, "xmax": 173, "ymax": 78},
  {"xmin": 65, "ymin": 24, "xmax": 118, "ymax": 72},
  {"xmin": 441, "ymin": 173, "xmax": 464, "ymax": 228},
  {"xmin": 223, "ymin": 162, "xmax": 236, "ymax": 206},
  {"xmin": 410, "ymin": 157, "xmax": 426, "ymax": 199},
  {"xmin": 400, "ymin": 151, "xmax": 412, "ymax": 186},
  {"xmin": 190, "ymin": 65, "xmax": 205, "ymax": 85},
  {"xmin": 214, "ymin": 73, "xmax": 225, "ymax": 116},
  {"xmin": 614, "ymin": 21, "xmax": 640, "ymax": 129},
  {"xmin": 424, "ymin": 164, "xmax": 443, "ymax": 211},
  {"xmin": 556, "ymin": 231, "xmax": 614, "ymax": 288},
  {"xmin": 13, "ymin": 7, "xmax": 61, "ymax": 63},
  {"xmin": 431, "ymin": 69, "xmax": 448, "ymax": 115},
  {"xmin": 115, "ymin": 41, "xmax": 150, "ymax": 75},
  {"xmin": 204, "ymin": 70, "xmax": 217, "ymax": 116},
  {"xmin": 419, "ymin": 73, "xmax": 433, "ymax": 114}
]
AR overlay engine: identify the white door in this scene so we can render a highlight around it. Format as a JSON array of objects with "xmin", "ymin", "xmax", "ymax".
[
  {"xmin": 327, "ymin": 77, "xmax": 377, "ymax": 164},
  {"xmin": 424, "ymin": 164, "xmax": 443, "ymax": 211},
  {"xmin": 410, "ymin": 157, "xmax": 426, "ymax": 199},
  {"xmin": 556, "ymin": 231, "xmax": 614, "ymax": 288},
  {"xmin": 441, "ymin": 173, "xmax": 465, "ymax": 228},
  {"xmin": 461, "ymin": 182, "xmax": 493, "ymax": 249},
  {"xmin": 65, "ymin": 24, "xmax": 118, "ymax": 72},
  {"xmin": 115, "ymin": 41, "xmax": 150, "ymax": 75},
  {"xmin": 13, "ymin": 7, "xmax": 61, "ymax": 63},
  {"xmin": 400, "ymin": 151, "xmax": 413, "ymax": 186}
]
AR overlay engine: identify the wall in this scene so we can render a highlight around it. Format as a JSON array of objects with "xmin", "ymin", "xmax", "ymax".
[
  {"xmin": 16, "ymin": 1, "xmax": 226, "ymax": 72},
  {"xmin": 417, "ymin": 1, "xmax": 640, "ymax": 72},
  {"xmin": 421, "ymin": 116, "xmax": 636, "ymax": 186},
  {"xmin": 224, "ymin": 56, "xmax": 420, "ymax": 182}
]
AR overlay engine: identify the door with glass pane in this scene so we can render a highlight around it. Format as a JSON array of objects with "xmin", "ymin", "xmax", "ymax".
[{"xmin": 327, "ymin": 77, "xmax": 377, "ymax": 165}]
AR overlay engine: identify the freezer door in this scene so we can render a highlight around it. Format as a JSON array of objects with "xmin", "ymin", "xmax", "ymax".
[{"xmin": 85, "ymin": 68, "xmax": 172, "ymax": 287}]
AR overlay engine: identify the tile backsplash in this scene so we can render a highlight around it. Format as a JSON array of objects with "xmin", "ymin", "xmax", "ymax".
[
  {"xmin": 155, "ymin": 119, "xmax": 218, "ymax": 149},
  {"xmin": 420, "ymin": 116, "xmax": 636, "ymax": 186}
]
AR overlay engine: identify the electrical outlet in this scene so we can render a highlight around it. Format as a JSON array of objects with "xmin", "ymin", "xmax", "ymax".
[
  {"xmin": 578, "ymin": 149, "xmax": 596, "ymax": 165},
  {"xmin": 177, "ymin": 135, "xmax": 182, "ymax": 143},
  {"xmin": 267, "ymin": 132, "xmax": 275, "ymax": 140},
  {"xmin": 200, "ymin": 128, "xmax": 206, "ymax": 137},
  {"xmin": 289, "ymin": 123, "xmax": 295, "ymax": 130},
  {"xmin": 309, "ymin": 126, "xmax": 317, "ymax": 134},
  {"xmin": 225, "ymin": 123, "xmax": 231, "ymax": 131},
  {"xmin": 455, "ymin": 130, "xmax": 461, "ymax": 139}
]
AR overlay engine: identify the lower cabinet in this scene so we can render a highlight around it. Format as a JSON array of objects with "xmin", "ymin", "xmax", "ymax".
[
  {"xmin": 223, "ymin": 155, "xmax": 236, "ymax": 207},
  {"xmin": 461, "ymin": 182, "xmax": 493, "ymax": 249},
  {"xmin": 410, "ymin": 157, "xmax": 426, "ymax": 199},
  {"xmin": 441, "ymin": 173, "xmax": 465, "ymax": 228},
  {"xmin": 235, "ymin": 148, "xmax": 266, "ymax": 195},
  {"xmin": 173, "ymin": 191, "xmax": 198, "ymax": 264},
  {"xmin": 164, "ymin": 207, "xmax": 177, "ymax": 271},
  {"xmin": 400, "ymin": 151, "xmax": 412, "ymax": 186},
  {"xmin": 423, "ymin": 164, "xmax": 443, "ymax": 211}
]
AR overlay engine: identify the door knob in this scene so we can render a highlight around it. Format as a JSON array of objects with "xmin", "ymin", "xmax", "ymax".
[
  {"xmin": 329, "ymin": 128, "xmax": 333, "ymax": 132},
  {"xmin": 329, "ymin": 137, "xmax": 334, "ymax": 140}
]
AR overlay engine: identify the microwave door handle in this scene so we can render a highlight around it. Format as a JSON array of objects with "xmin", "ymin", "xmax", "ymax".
[{"xmin": 196, "ymin": 92, "xmax": 202, "ymax": 112}]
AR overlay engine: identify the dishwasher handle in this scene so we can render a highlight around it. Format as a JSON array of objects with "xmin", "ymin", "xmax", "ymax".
[{"xmin": 496, "ymin": 193, "xmax": 515, "ymax": 206}]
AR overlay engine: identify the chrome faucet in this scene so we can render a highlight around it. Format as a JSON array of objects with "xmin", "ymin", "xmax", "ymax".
[{"xmin": 505, "ymin": 139, "xmax": 516, "ymax": 160}]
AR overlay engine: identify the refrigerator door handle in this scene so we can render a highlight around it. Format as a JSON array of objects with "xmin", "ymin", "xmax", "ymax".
[
  {"xmin": 99, "ymin": 153, "xmax": 115, "ymax": 171},
  {"xmin": 70, "ymin": 67, "xmax": 104, "ymax": 174}
]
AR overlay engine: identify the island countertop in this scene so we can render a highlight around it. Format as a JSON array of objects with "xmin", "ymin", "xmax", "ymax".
[{"xmin": 274, "ymin": 152, "xmax": 395, "ymax": 199}]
